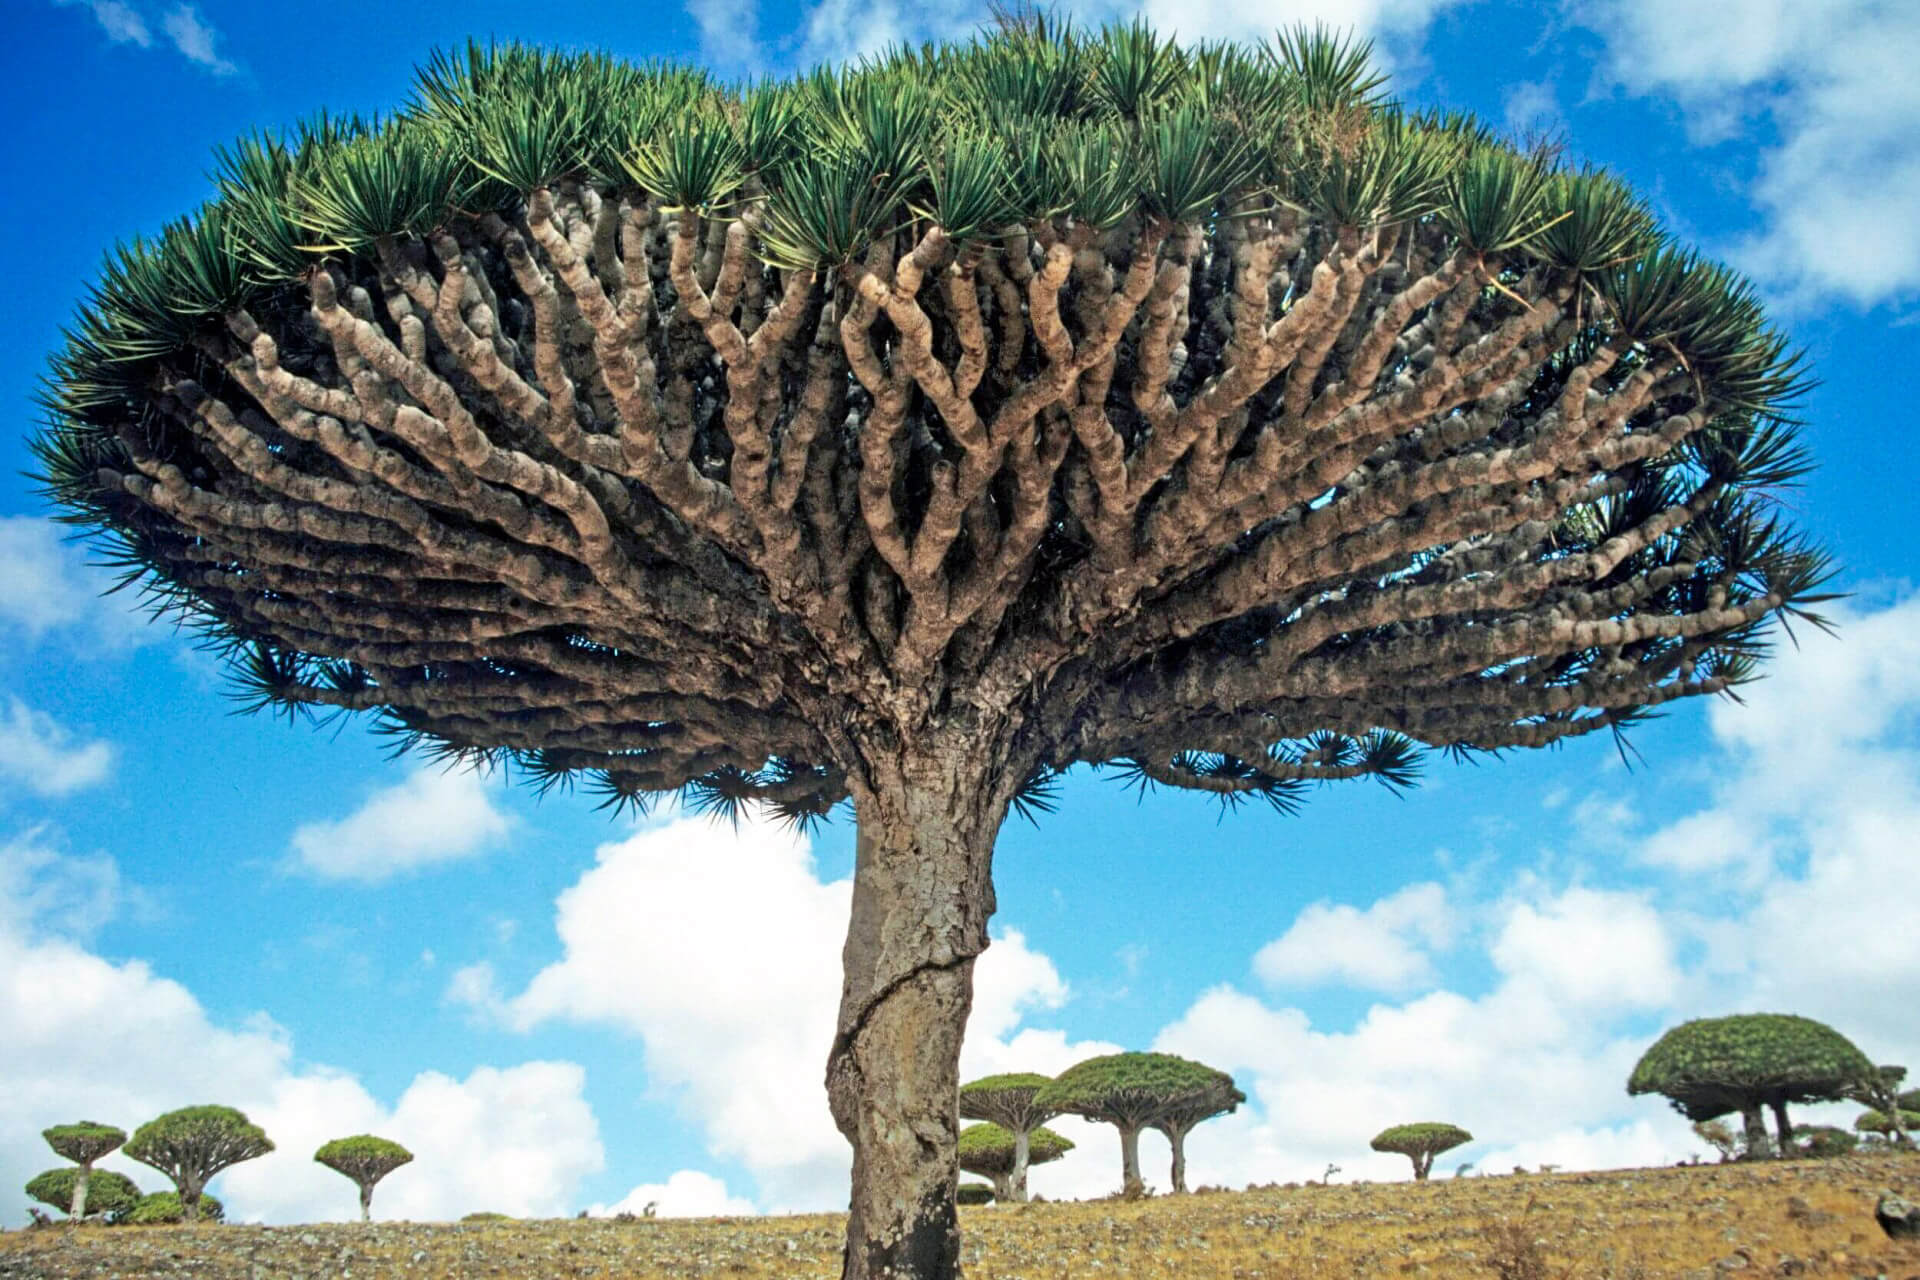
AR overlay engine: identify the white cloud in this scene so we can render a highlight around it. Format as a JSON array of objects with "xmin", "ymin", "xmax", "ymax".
[
  {"xmin": 1578, "ymin": 0, "xmax": 1920, "ymax": 308},
  {"xmin": 159, "ymin": 3, "xmax": 236, "ymax": 75},
  {"xmin": 1489, "ymin": 885, "xmax": 1677, "ymax": 1011},
  {"xmin": 591, "ymin": 1169, "xmax": 757, "ymax": 1218},
  {"xmin": 1253, "ymin": 881, "xmax": 1453, "ymax": 991},
  {"xmin": 0, "ymin": 829, "xmax": 122, "ymax": 938},
  {"xmin": 54, "ymin": 0, "xmax": 152, "ymax": 45},
  {"xmin": 288, "ymin": 764, "xmax": 514, "ymax": 883},
  {"xmin": 797, "ymin": 0, "xmax": 1469, "ymax": 82},
  {"xmin": 0, "ymin": 516, "xmax": 150, "ymax": 648},
  {"xmin": 687, "ymin": 0, "xmax": 763, "ymax": 69},
  {"xmin": 453, "ymin": 808, "xmax": 1117, "ymax": 1210},
  {"xmin": 0, "ymin": 836, "xmax": 602, "ymax": 1226},
  {"xmin": 0, "ymin": 699, "xmax": 115, "ymax": 797}
]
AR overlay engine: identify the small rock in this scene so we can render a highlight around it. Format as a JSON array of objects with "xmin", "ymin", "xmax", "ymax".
[
  {"xmin": 1875, "ymin": 1191, "xmax": 1919, "ymax": 1241},
  {"xmin": 1716, "ymin": 1249, "xmax": 1752, "ymax": 1272}
]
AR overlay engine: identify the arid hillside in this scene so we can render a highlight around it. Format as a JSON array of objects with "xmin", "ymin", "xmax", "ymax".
[{"xmin": 4, "ymin": 1152, "xmax": 1917, "ymax": 1278}]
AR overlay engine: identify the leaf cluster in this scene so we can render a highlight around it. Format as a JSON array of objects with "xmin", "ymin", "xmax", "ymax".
[
  {"xmin": 314, "ymin": 1134, "xmax": 415, "ymax": 1185},
  {"xmin": 1036, "ymin": 1052, "xmax": 1240, "ymax": 1128},
  {"xmin": 125, "ymin": 1105, "xmax": 275, "ymax": 1186},
  {"xmin": 122, "ymin": 1190, "xmax": 225, "ymax": 1224}
]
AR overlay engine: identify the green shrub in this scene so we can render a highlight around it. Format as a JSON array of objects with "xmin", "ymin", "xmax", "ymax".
[
  {"xmin": 956, "ymin": 1182, "xmax": 995, "ymax": 1205},
  {"xmin": 1793, "ymin": 1125, "xmax": 1857, "ymax": 1158},
  {"xmin": 124, "ymin": 1190, "xmax": 224, "ymax": 1224}
]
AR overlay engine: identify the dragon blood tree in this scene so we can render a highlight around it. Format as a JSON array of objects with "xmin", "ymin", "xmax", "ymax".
[
  {"xmin": 40, "ymin": 1122, "xmax": 127, "ymax": 1218},
  {"xmin": 958, "ymin": 1073, "xmax": 1060, "ymax": 1202},
  {"xmin": 956, "ymin": 1122, "xmax": 1073, "ymax": 1201},
  {"xmin": 35, "ymin": 16, "xmax": 1827, "ymax": 1278},
  {"xmin": 314, "ymin": 1135, "xmax": 415, "ymax": 1221},
  {"xmin": 1628, "ymin": 1014, "xmax": 1875, "ymax": 1157},
  {"xmin": 1370, "ymin": 1121, "xmax": 1472, "ymax": 1181},
  {"xmin": 1037, "ymin": 1052, "xmax": 1238, "ymax": 1196}
]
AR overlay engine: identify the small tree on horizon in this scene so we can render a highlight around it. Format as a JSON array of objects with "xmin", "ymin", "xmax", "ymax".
[
  {"xmin": 315, "ymin": 1135, "xmax": 415, "ymax": 1221},
  {"xmin": 1628, "ymin": 1014, "xmax": 1875, "ymax": 1158},
  {"xmin": 1369, "ymin": 1122, "xmax": 1472, "ymax": 1181},
  {"xmin": 40, "ymin": 1122, "xmax": 127, "ymax": 1219},
  {"xmin": 32, "ymin": 15, "xmax": 1830, "ymax": 1276},
  {"xmin": 1855, "ymin": 1108, "xmax": 1920, "ymax": 1139},
  {"xmin": 124, "ymin": 1106, "xmax": 273, "ymax": 1222},
  {"xmin": 25, "ymin": 1167, "xmax": 143, "ymax": 1221},
  {"xmin": 956, "ymin": 1122, "xmax": 1072, "ymax": 1201},
  {"xmin": 1842, "ymin": 1065, "xmax": 1911, "ymax": 1147},
  {"xmin": 958, "ymin": 1073, "xmax": 1060, "ymax": 1203}
]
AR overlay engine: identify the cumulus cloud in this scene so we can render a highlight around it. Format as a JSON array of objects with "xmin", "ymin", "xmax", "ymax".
[
  {"xmin": 54, "ymin": 0, "xmax": 151, "ymax": 45},
  {"xmin": 54, "ymin": 0, "xmax": 239, "ymax": 75},
  {"xmin": 288, "ymin": 765, "xmax": 514, "ymax": 883},
  {"xmin": 452, "ymin": 808, "xmax": 1120, "ymax": 1209},
  {"xmin": 159, "ymin": 3, "xmax": 235, "ymax": 75},
  {"xmin": 1578, "ymin": 0, "xmax": 1920, "ymax": 308},
  {"xmin": 0, "ymin": 700, "xmax": 115, "ymax": 798},
  {"xmin": 0, "ymin": 835, "xmax": 603, "ymax": 1226},
  {"xmin": 1121, "ymin": 592, "xmax": 1920, "ymax": 1193},
  {"xmin": 0, "ymin": 517, "xmax": 150, "ymax": 648},
  {"xmin": 1253, "ymin": 881, "xmax": 1453, "ymax": 991},
  {"xmin": 590, "ymin": 1169, "xmax": 758, "ymax": 1219}
]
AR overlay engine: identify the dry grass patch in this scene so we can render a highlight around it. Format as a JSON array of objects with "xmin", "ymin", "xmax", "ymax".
[{"xmin": 3, "ymin": 1151, "xmax": 1916, "ymax": 1278}]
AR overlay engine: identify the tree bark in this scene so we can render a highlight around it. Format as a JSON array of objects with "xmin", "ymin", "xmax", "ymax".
[
  {"xmin": 71, "ymin": 1165, "xmax": 92, "ymax": 1219},
  {"xmin": 1740, "ymin": 1104, "xmax": 1769, "ymax": 1159},
  {"xmin": 1769, "ymin": 1099, "xmax": 1794, "ymax": 1157},
  {"xmin": 1414, "ymin": 1152, "xmax": 1431, "ymax": 1181},
  {"xmin": 827, "ymin": 733, "xmax": 1009, "ymax": 1280},
  {"xmin": 1010, "ymin": 1127, "xmax": 1030, "ymax": 1203},
  {"xmin": 1164, "ymin": 1123, "xmax": 1189, "ymax": 1193},
  {"xmin": 1119, "ymin": 1125, "xmax": 1144, "ymax": 1196},
  {"xmin": 359, "ymin": 1181, "xmax": 373, "ymax": 1222}
]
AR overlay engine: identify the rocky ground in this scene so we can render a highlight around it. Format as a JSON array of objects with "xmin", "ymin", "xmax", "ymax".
[{"xmin": 3, "ymin": 1151, "xmax": 1917, "ymax": 1279}]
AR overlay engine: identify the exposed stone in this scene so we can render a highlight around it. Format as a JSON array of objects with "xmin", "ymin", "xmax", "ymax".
[{"xmin": 1874, "ymin": 1191, "xmax": 1919, "ymax": 1240}]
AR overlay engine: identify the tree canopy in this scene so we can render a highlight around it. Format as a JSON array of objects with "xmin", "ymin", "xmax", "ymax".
[
  {"xmin": 124, "ymin": 1105, "xmax": 274, "ymax": 1220},
  {"xmin": 956, "ymin": 1122, "xmax": 1074, "ymax": 1173},
  {"xmin": 958, "ymin": 1073, "xmax": 1058, "ymax": 1131},
  {"xmin": 1628, "ymin": 1015, "xmax": 1876, "ymax": 1118},
  {"xmin": 1369, "ymin": 1122, "xmax": 1473, "ymax": 1180},
  {"xmin": 25, "ymin": 1167, "xmax": 143, "ymax": 1219},
  {"xmin": 43, "ymin": 1122, "xmax": 128, "ymax": 1167},
  {"xmin": 1039, "ymin": 1052, "xmax": 1237, "ymax": 1194}
]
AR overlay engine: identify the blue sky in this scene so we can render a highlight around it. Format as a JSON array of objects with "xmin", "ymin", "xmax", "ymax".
[{"xmin": 2, "ymin": 0, "xmax": 1917, "ymax": 1225}]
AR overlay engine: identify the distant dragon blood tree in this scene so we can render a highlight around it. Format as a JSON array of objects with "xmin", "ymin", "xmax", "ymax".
[
  {"xmin": 1629, "ymin": 1014, "xmax": 1875, "ymax": 1157},
  {"xmin": 41, "ymin": 1122, "xmax": 127, "ymax": 1218},
  {"xmin": 1370, "ymin": 1122, "xmax": 1471, "ymax": 1181},
  {"xmin": 314, "ymin": 1135, "xmax": 414, "ymax": 1221},
  {"xmin": 35, "ymin": 14, "xmax": 1827, "ymax": 1277}
]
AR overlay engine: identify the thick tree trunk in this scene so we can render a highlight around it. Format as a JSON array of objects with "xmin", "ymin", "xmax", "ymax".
[
  {"xmin": 1413, "ymin": 1152, "xmax": 1431, "ymax": 1181},
  {"xmin": 1164, "ymin": 1124, "xmax": 1189, "ymax": 1193},
  {"xmin": 827, "ymin": 734, "xmax": 1009, "ymax": 1280},
  {"xmin": 70, "ymin": 1165, "xmax": 92, "ymax": 1219},
  {"xmin": 989, "ymin": 1173, "xmax": 1013, "ymax": 1202},
  {"xmin": 1770, "ymin": 1099, "xmax": 1794, "ymax": 1157},
  {"xmin": 1740, "ymin": 1104, "xmax": 1769, "ymax": 1158},
  {"xmin": 1010, "ymin": 1127, "xmax": 1030, "ymax": 1203},
  {"xmin": 1119, "ymin": 1125, "xmax": 1144, "ymax": 1196},
  {"xmin": 359, "ymin": 1182, "xmax": 373, "ymax": 1222}
]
